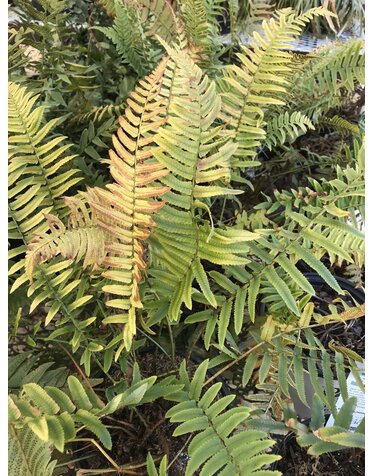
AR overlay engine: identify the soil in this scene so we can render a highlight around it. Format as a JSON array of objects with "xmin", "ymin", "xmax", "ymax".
[
  {"xmin": 307, "ymin": 280, "xmax": 365, "ymax": 359},
  {"xmin": 74, "ymin": 351, "xmax": 219, "ymax": 475},
  {"xmin": 273, "ymin": 434, "xmax": 365, "ymax": 476}
]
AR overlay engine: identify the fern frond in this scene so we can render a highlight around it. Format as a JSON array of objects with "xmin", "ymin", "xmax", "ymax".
[
  {"xmin": 128, "ymin": 0, "xmax": 179, "ymax": 44},
  {"xmin": 71, "ymin": 103, "xmax": 124, "ymax": 125},
  {"xmin": 95, "ymin": 0, "xmax": 163, "ymax": 76},
  {"xmin": 8, "ymin": 82, "xmax": 81, "ymax": 253},
  {"xmin": 149, "ymin": 49, "xmax": 259, "ymax": 321},
  {"xmin": 289, "ymin": 38, "xmax": 365, "ymax": 119},
  {"xmin": 8, "ymin": 81, "xmax": 85, "ymax": 323},
  {"xmin": 9, "ymin": 374, "xmax": 159, "ymax": 452},
  {"xmin": 80, "ymin": 59, "xmax": 170, "ymax": 350},
  {"xmin": 25, "ymin": 197, "xmax": 106, "ymax": 281},
  {"xmin": 9, "ymin": 352, "xmax": 69, "ymax": 391},
  {"xmin": 220, "ymin": 7, "xmax": 329, "ymax": 166},
  {"xmin": 265, "ymin": 111, "xmax": 314, "ymax": 149},
  {"xmin": 166, "ymin": 360, "xmax": 281, "ymax": 475},
  {"xmin": 9, "ymin": 426, "xmax": 56, "ymax": 476},
  {"xmin": 8, "ymin": 84, "xmax": 98, "ymax": 333},
  {"xmin": 178, "ymin": 0, "xmax": 224, "ymax": 65},
  {"xmin": 318, "ymin": 115, "xmax": 361, "ymax": 137},
  {"xmin": 8, "ymin": 27, "xmax": 30, "ymax": 73}
]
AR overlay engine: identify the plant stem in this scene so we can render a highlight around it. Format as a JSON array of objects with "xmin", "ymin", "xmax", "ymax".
[
  {"xmin": 186, "ymin": 322, "xmax": 206, "ymax": 362},
  {"xmin": 166, "ymin": 317, "xmax": 176, "ymax": 368},
  {"xmin": 167, "ymin": 433, "xmax": 193, "ymax": 470},
  {"xmin": 70, "ymin": 438, "xmax": 123, "ymax": 473},
  {"xmin": 57, "ymin": 343, "xmax": 105, "ymax": 407}
]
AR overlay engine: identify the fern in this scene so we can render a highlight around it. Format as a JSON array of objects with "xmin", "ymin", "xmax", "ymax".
[
  {"xmin": 9, "ymin": 352, "xmax": 69, "ymax": 391},
  {"xmin": 288, "ymin": 38, "xmax": 365, "ymax": 120},
  {"xmin": 95, "ymin": 0, "xmax": 164, "ymax": 76},
  {"xmin": 149, "ymin": 48, "xmax": 259, "ymax": 321},
  {"xmin": 8, "ymin": 82, "xmax": 88, "ymax": 328},
  {"xmin": 318, "ymin": 114, "xmax": 361, "ymax": 137},
  {"xmin": 220, "ymin": 7, "xmax": 329, "ymax": 167},
  {"xmin": 166, "ymin": 359, "xmax": 281, "ymax": 475},
  {"xmin": 25, "ymin": 197, "xmax": 106, "ymax": 280},
  {"xmin": 8, "ymin": 82, "xmax": 80, "ymax": 251},
  {"xmin": 9, "ymin": 374, "xmax": 157, "ymax": 452},
  {"xmin": 264, "ymin": 111, "xmax": 315, "ymax": 149},
  {"xmin": 178, "ymin": 0, "xmax": 224, "ymax": 66},
  {"xmin": 9, "ymin": 426, "xmax": 56, "ymax": 476},
  {"xmin": 8, "ymin": 27, "xmax": 30, "ymax": 74}
]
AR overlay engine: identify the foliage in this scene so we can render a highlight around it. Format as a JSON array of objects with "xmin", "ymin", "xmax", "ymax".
[
  {"xmin": 8, "ymin": 1, "xmax": 365, "ymax": 474},
  {"xmin": 166, "ymin": 359, "xmax": 281, "ymax": 475},
  {"xmin": 275, "ymin": 0, "xmax": 364, "ymax": 35},
  {"xmin": 9, "ymin": 426, "xmax": 56, "ymax": 476}
]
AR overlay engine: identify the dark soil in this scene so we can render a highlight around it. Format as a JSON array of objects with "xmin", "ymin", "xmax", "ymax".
[
  {"xmin": 273, "ymin": 434, "xmax": 365, "ymax": 476},
  {"xmin": 308, "ymin": 280, "xmax": 365, "ymax": 359}
]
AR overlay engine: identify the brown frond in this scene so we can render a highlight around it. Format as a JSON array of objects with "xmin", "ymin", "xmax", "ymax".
[
  {"xmin": 83, "ymin": 58, "xmax": 170, "ymax": 350},
  {"xmin": 25, "ymin": 197, "xmax": 106, "ymax": 281}
]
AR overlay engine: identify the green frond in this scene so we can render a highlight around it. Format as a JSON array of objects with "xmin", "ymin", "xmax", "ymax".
[
  {"xmin": 8, "ymin": 82, "xmax": 81, "ymax": 251},
  {"xmin": 8, "ymin": 27, "xmax": 30, "ymax": 73},
  {"xmin": 9, "ymin": 372, "xmax": 164, "ymax": 453},
  {"xmin": 71, "ymin": 103, "xmax": 124, "ymax": 125},
  {"xmin": 9, "ymin": 426, "xmax": 56, "ymax": 476},
  {"xmin": 9, "ymin": 352, "xmax": 69, "ymax": 390},
  {"xmin": 8, "ymin": 81, "xmax": 88, "ymax": 329},
  {"xmin": 166, "ymin": 360, "xmax": 281, "ymax": 475},
  {"xmin": 265, "ymin": 111, "xmax": 314, "ymax": 149},
  {"xmin": 318, "ymin": 114, "xmax": 361, "ymax": 137},
  {"xmin": 289, "ymin": 38, "xmax": 365, "ymax": 119},
  {"xmin": 150, "ymin": 49, "xmax": 259, "ymax": 321},
  {"xmin": 178, "ymin": 0, "xmax": 224, "ymax": 65},
  {"xmin": 95, "ymin": 0, "xmax": 164, "ymax": 76},
  {"xmin": 24, "ymin": 258, "xmax": 94, "ymax": 328},
  {"xmin": 220, "ymin": 7, "xmax": 329, "ymax": 166}
]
